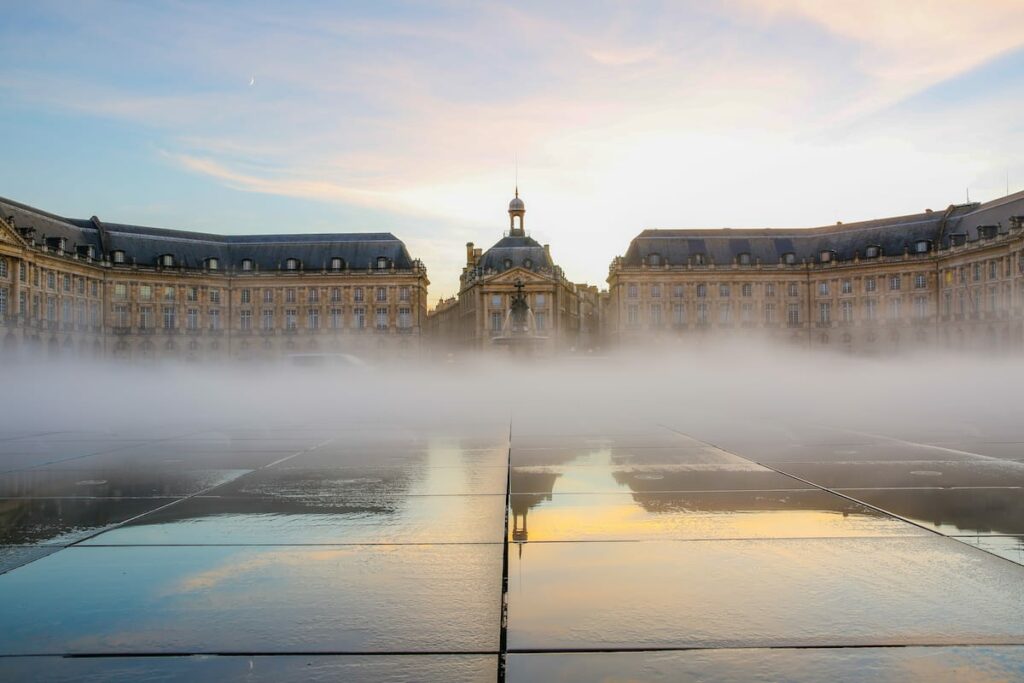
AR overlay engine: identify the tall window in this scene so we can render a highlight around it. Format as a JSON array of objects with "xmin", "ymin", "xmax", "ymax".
[
  {"xmin": 140, "ymin": 306, "xmax": 153, "ymax": 329},
  {"xmin": 209, "ymin": 309, "xmax": 221, "ymax": 330},
  {"xmin": 650, "ymin": 303, "xmax": 662, "ymax": 326},
  {"xmin": 818, "ymin": 281, "xmax": 829, "ymax": 296},
  {"xmin": 162, "ymin": 306, "xmax": 176, "ymax": 329},
  {"xmin": 914, "ymin": 273, "xmax": 927, "ymax": 289},
  {"xmin": 308, "ymin": 308, "xmax": 319, "ymax": 330},
  {"xmin": 262, "ymin": 310, "xmax": 274, "ymax": 330},
  {"xmin": 717, "ymin": 302, "xmax": 730, "ymax": 324},
  {"xmin": 651, "ymin": 284, "xmax": 661, "ymax": 298},
  {"xmin": 307, "ymin": 287, "xmax": 320, "ymax": 303},
  {"xmin": 696, "ymin": 284, "xmax": 707, "ymax": 298},
  {"xmin": 627, "ymin": 304, "xmax": 639, "ymax": 325},
  {"xmin": 841, "ymin": 280, "xmax": 852, "ymax": 294},
  {"xmin": 398, "ymin": 307, "xmax": 412, "ymax": 329},
  {"xmin": 240, "ymin": 310, "xmax": 252, "ymax": 330},
  {"xmin": 354, "ymin": 307, "xmax": 366, "ymax": 329},
  {"xmin": 697, "ymin": 302, "xmax": 709, "ymax": 325},
  {"xmin": 741, "ymin": 302, "xmax": 753, "ymax": 323},
  {"xmin": 0, "ymin": 287, "xmax": 7, "ymax": 316},
  {"xmin": 376, "ymin": 287, "xmax": 387, "ymax": 302},
  {"xmin": 672, "ymin": 284, "xmax": 684, "ymax": 298},
  {"xmin": 164, "ymin": 286, "xmax": 175, "ymax": 301},
  {"xmin": 914, "ymin": 296, "xmax": 928, "ymax": 319},
  {"xmin": 741, "ymin": 283, "xmax": 752, "ymax": 298},
  {"xmin": 627, "ymin": 283, "xmax": 638, "ymax": 298},
  {"xmin": 209, "ymin": 288, "xmax": 221, "ymax": 304},
  {"xmin": 263, "ymin": 289, "xmax": 273, "ymax": 304},
  {"xmin": 186, "ymin": 287, "xmax": 198, "ymax": 302},
  {"xmin": 400, "ymin": 286, "xmax": 410, "ymax": 302},
  {"xmin": 673, "ymin": 303, "xmax": 685, "ymax": 324},
  {"xmin": 285, "ymin": 309, "xmax": 297, "ymax": 330},
  {"xmin": 534, "ymin": 312, "xmax": 546, "ymax": 331},
  {"xmin": 0, "ymin": 259, "xmax": 7, "ymax": 279},
  {"xmin": 787, "ymin": 282, "xmax": 799, "ymax": 297},
  {"xmin": 114, "ymin": 304, "xmax": 129, "ymax": 328},
  {"xmin": 139, "ymin": 284, "xmax": 152, "ymax": 300},
  {"xmin": 330, "ymin": 308, "xmax": 342, "ymax": 329},
  {"xmin": 375, "ymin": 307, "xmax": 389, "ymax": 330},
  {"xmin": 331, "ymin": 287, "xmax": 341, "ymax": 303},
  {"xmin": 535, "ymin": 293, "xmax": 546, "ymax": 307},
  {"xmin": 764, "ymin": 302, "xmax": 776, "ymax": 323},
  {"xmin": 286, "ymin": 288, "xmax": 297, "ymax": 304},
  {"xmin": 866, "ymin": 277, "xmax": 877, "ymax": 292},
  {"xmin": 818, "ymin": 302, "xmax": 831, "ymax": 324},
  {"xmin": 186, "ymin": 308, "xmax": 199, "ymax": 330},
  {"xmin": 841, "ymin": 300, "xmax": 853, "ymax": 322},
  {"xmin": 354, "ymin": 287, "xmax": 364, "ymax": 303},
  {"xmin": 787, "ymin": 303, "xmax": 800, "ymax": 326},
  {"xmin": 491, "ymin": 311, "xmax": 503, "ymax": 332},
  {"xmin": 765, "ymin": 283, "xmax": 775, "ymax": 297},
  {"xmin": 888, "ymin": 298, "xmax": 901, "ymax": 320},
  {"xmin": 719, "ymin": 283, "xmax": 730, "ymax": 297}
]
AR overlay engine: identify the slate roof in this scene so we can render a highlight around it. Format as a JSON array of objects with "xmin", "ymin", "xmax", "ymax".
[
  {"xmin": 0, "ymin": 196, "xmax": 417, "ymax": 271},
  {"xmin": 621, "ymin": 191, "xmax": 1024, "ymax": 267},
  {"xmin": 478, "ymin": 234, "xmax": 551, "ymax": 273}
]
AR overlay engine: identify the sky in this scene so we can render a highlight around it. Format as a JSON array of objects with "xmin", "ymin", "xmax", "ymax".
[{"xmin": 1, "ymin": 1, "xmax": 1023, "ymax": 301}]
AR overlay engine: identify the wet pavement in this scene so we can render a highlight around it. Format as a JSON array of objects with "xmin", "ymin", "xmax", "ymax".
[{"xmin": 2, "ymin": 417, "xmax": 1024, "ymax": 681}]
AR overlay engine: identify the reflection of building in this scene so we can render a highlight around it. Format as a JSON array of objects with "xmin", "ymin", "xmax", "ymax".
[
  {"xmin": 428, "ymin": 190, "xmax": 597, "ymax": 352},
  {"xmin": 0, "ymin": 196, "xmax": 428, "ymax": 360},
  {"xmin": 607, "ymin": 192, "xmax": 1024, "ymax": 353}
]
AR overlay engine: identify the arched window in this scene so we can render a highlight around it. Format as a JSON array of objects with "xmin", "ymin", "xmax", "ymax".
[
  {"xmin": 111, "ymin": 250, "xmax": 126, "ymax": 264},
  {"xmin": 376, "ymin": 256, "xmax": 389, "ymax": 270},
  {"xmin": 241, "ymin": 258, "xmax": 254, "ymax": 271},
  {"xmin": 159, "ymin": 254, "xmax": 175, "ymax": 267},
  {"xmin": 330, "ymin": 257, "xmax": 344, "ymax": 271},
  {"xmin": 206, "ymin": 257, "xmax": 219, "ymax": 271},
  {"xmin": 285, "ymin": 258, "xmax": 299, "ymax": 271}
]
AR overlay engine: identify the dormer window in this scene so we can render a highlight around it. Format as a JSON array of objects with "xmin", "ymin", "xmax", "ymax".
[
  {"xmin": 159, "ymin": 254, "xmax": 175, "ymax": 267},
  {"xmin": 285, "ymin": 258, "xmax": 299, "ymax": 271},
  {"xmin": 111, "ymin": 250, "xmax": 126, "ymax": 264},
  {"xmin": 206, "ymin": 257, "xmax": 219, "ymax": 270},
  {"xmin": 241, "ymin": 258, "xmax": 254, "ymax": 271},
  {"xmin": 523, "ymin": 258, "xmax": 533, "ymax": 269},
  {"xmin": 914, "ymin": 240, "xmax": 931, "ymax": 254},
  {"xmin": 950, "ymin": 233, "xmax": 967, "ymax": 247},
  {"xmin": 649, "ymin": 253, "xmax": 662, "ymax": 266},
  {"xmin": 77, "ymin": 245, "xmax": 96, "ymax": 259},
  {"xmin": 783, "ymin": 252, "xmax": 796, "ymax": 265},
  {"xmin": 819, "ymin": 250, "xmax": 834, "ymax": 263},
  {"xmin": 503, "ymin": 258, "xmax": 513, "ymax": 269},
  {"xmin": 978, "ymin": 225, "xmax": 998, "ymax": 240},
  {"xmin": 738, "ymin": 252, "xmax": 752, "ymax": 266},
  {"xmin": 864, "ymin": 245, "xmax": 881, "ymax": 259},
  {"xmin": 376, "ymin": 256, "xmax": 389, "ymax": 270},
  {"xmin": 330, "ymin": 257, "xmax": 344, "ymax": 271},
  {"xmin": 693, "ymin": 253, "xmax": 706, "ymax": 266}
]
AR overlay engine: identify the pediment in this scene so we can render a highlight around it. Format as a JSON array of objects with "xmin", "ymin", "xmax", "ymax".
[
  {"xmin": 0, "ymin": 216, "xmax": 27, "ymax": 247},
  {"xmin": 485, "ymin": 267, "xmax": 552, "ymax": 285}
]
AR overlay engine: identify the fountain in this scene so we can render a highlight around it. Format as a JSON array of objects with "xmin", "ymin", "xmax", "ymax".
[{"xmin": 491, "ymin": 278, "xmax": 548, "ymax": 353}]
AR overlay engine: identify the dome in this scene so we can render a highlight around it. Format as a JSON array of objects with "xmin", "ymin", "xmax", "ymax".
[{"xmin": 509, "ymin": 196, "xmax": 525, "ymax": 212}]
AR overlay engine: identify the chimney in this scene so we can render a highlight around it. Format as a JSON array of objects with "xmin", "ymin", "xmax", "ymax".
[
  {"xmin": 466, "ymin": 242, "xmax": 475, "ymax": 265},
  {"xmin": 544, "ymin": 243, "xmax": 552, "ymax": 262}
]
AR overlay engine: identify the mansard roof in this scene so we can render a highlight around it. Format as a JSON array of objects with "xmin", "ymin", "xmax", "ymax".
[
  {"xmin": 621, "ymin": 191, "xmax": 1024, "ymax": 266},
  {"xmin": 0, "ymin": 196, "xmax": 416, "ymax": 270},
  {"xmin": 479, "ymin": 234, "xmax": 551, "ymax": 273}
]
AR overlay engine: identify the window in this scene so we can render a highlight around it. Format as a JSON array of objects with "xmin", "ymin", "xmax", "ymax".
[
  {"xmin": 819, "ymin": 302, "xmax": 831, "ymax": 324},
  {"xmin": 261, "ymin": 310, "xmax": 274, "ymax": 330},
  {"xmin": 376, "ymin": 287, "xmax": 387, "ymax": 302},
  {"xmin": 90, "ymin": 302, "xmax": 100, "ymax": 327},
  {"xmin": 741, "ymin": 283, "xmax": 752, "ymax": 297},
  {"xmin": 47, "ymin": 271, "xmax": 56, "ymax": 290},
  {"xmin": 354, "ymin": 307, "xmax": 366, "ymax": 329},
  {"xmin": 841, "ymin": 280, "xmax": 852, "ymax": 294},
  {"xmin": 718, "ymin": 302, "xmax": 731, "ymax": 324},
  {"xmin": 693, "ymin": 253, "xmax": 706, "ymax": 266},
  {"xmin": 888, "ymin": 298, "xmax": 901, "ymax": 320},
  {"xmin": 62, "ymin": 299, "xmax": 71, "ymax": 326},
  {"xmin": 818, "ymin": 281, "xmax": 829, "ymax": 296},
  {"xmin": 627, "ymin": 283, "xmax": 638, "ymax": 298},
  {"xmin": 241, "ymin": 288, "xmax": 251, "ymax": 304},
  {"xmin": 738, "ymin": 253, "xmax": 752, "ymax": 266},
  {"xmin": 649, "ymin": 253, "xmax": 661, "ymax": 266},
  {"xmin": 865, "ymin": 276, "xmax": 877, "ymax": 292},
  {"xmin": 783, "ymin": 252, "xmax": 796, "ymax": 265},
  {"xmin": 285, "ymin": 288, "xmax": 297, "ymax": 304},
  {"xmin": 207, "ymin": 258, "xmax": 219, "ymax": 270},
  {"xmin": 263, "ymin": 289, "xmax": 273, "ymax": 304},
  {"xmin": 915, "ymin": 240, "xmax": 930, "ymax": 254},
  {"xmin": 46, "ymin": 297, "xmax": 56, "ymax": 322},
  {"xmin": 285, "ymin": 258, "xmax": 299, "ymax": 271},
  {"xmin": 400, "ymin": 287, "xmax": 410, "ymax": 302},
  {"xmin": 943, "ymin": 291, "xmax": 952, "ymax": 317},
  {"xmin": 889, "ymin": 275, "xmax": 901, "ymax": 291},
  {"xmin": 625, "ymin": 304, "xmax": 640, "ymax": 326},
  {"xmin": 163, "ymin": 306, "xmax": 176, "ymax": 329},
  {"xmin": 764, "ymin": 302, "xmax": 776, "ymax": 323},
  {"xmin": 741, "ymin": 302, "xmax": 753, "ymax": 323},
  {"xmin": 673, "ymin": 303, "xmax": 685, "ymax": 324},
  {"xmin": 377, "ymin": 257, "xmax": 388, "ymax": 270},
  {"xmin": 308, "ymin": 287, "xmax": 319, "ymax": 303},
  {"xmin": 19, "ymin": 262, "xmax": 26, "ymax": 282},
  {"xmin": 787, "ymin": 303, "xmax": 800, "ymax": 326},
  {"xmin": 91, "ymin": 280, "xmax": 98, "ymax": 297},
  {"xmin": 914, "ymin": 273, "xmax": 927, "ymax": 289},
  {"xmin": 672, "ymin": 284, "xmax": 684, "ymax": 298},
  {"xmin": 77, "ymin": 277, "xmax": 85, "ymax": 295},
  {"xmin": 0, "ymin": 259, "xmax": 8, "ymax": 279},
  {"xmin": 697, "ymin": 302, "xmax": 709, "ymax": 325},
  {"xmin": 354, "ymin": 287, "xmax": 364, "ymax": 303},
  {"xmin": 0, "ymin": 287, "xmax": 6, "ymax": 316},
  {"xmin": 719, "ymin": 284, "xmax": 730, "ymax": 297},
  {"xmin": 160, "ymin": 254, "xmax": 174, "ymax": 267},
  {"xmin": 989, "ymin": 260, "xmax": 997, "ymax": 280},
  {"xmin": 112, "ymin": 250, "xmax": 125, "ymax": 264},
  {"xmin": 241, "ymin": 259, "xmax": 254, "ymax": 271},
  {"xmin": 164, "ymin": 286, "xmax": 176, "ymax": 301},
  {"xmin": 914, "ymin": 296, "xmax": 928, "ymax": 319},
  {"xmin": 329, "ymin": 309, "xmax": 342, "ymax": 329},
  {"xmin": 765, "ymin": 283, "xmax": 775, "ymax": 297},
  {"xmin": 696, "ymin": 283, "xmax": 707, "ymax": 298},
  {"xmin": 534, "ymin": 312, "xmax": 546, "ymax": 331},
  {"xmin": 114, "ymin": 283, "xmax": 127, "ymax": 300},
  {"xmin": 187, "ymin": 287, "xmax": 198, "ymax": 302},
  {"xmin": 491, "ymin": 311, "xmax": 503, "ymax": 332},
  {"xmin": 308, "ymin": 308, "xmax": 319, "ymax": 330},
  {"xmin": 864, "ymin": 245, "xmax": 881, "ymax": 259},
  {"xmin": 650, "ymin": 303, "xmax": 662, "ymax": 326},
  {"xmin": 285, "ymin": 309, "xmax": 297, "ymax": 330},
  {"xmin": 209, "ymin": 288, "xmax": 221, "ymax": 304},
  {"xmin": 973, "ymin": 263, "xmax": 981, "ymax": 281},
  {"xmin": 63, "ymin": 274, "xmax": 71, "ymax": 291},
  {"xmin": 787, "ymin": 282, "xmax": 799, "ymax": 297},
  {"xmin": 398, "ymin": 307, "xmax": 411, "ymax": 329},
  {"xmin": 375, "ymin": 307, "xmax": 389, "ymax": 330},
  {"xmin": 18, "ymin": 291, "xmax": 26, "ymax": 316},
  {"xmin": 491, "ymin": 294, "xmax": 501, "ymax": 308},
  {"xmin": 651, "ymin": 284, "xmax": 661, "ymax": 298},
  {"xmin": 535, "ymin": 293, "xmax": 546, "ymax": 307},
  {"xmin": 140, "ymin": 306, "xmax": 153, "ymax": 329},
  {"xmin": 240, "ymin": 310, "xmax": 252, "ymax": 330},
  {"xmin": 209, "ymin": 309, "xmax": 221, "ymax": 330},
  {"xmin": 186, "ymin": 308, "xmax": 199, "ymax": 330},
  {"xmin": 330, "ymin": 287, "xmax": 341, "ymax": 303},
  {"xmin": 330, "ymin": 257, "xmax": 343, "ymax": 271},
  {"xmin": 114, "ymin": 304, "xmax": 129, "ymax": 327},
  {"xmin": 819, "ymin": 250, "xmax": 834, "ymax": 263}
]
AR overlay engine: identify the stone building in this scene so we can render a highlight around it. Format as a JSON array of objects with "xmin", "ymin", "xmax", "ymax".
[
  {"xmin": 0, "ymin": 196, "xmax": 428, "ymax": 361},
  {"xmin": 607, "ymin": 191, "xmax": 1024, "ymax": 353},
  {"xmin": 428, "ymin": 190, "xmax": 594, "ymax": 352}
]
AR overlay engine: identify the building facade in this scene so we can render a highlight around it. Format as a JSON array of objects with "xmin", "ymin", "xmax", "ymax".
[
  {"xmin": 428, "ymin": 191, "xmax": 595, "ymax": 352},
  {"xmin": 0, "ymin": 197, "xmax": 428, "ymax": 361},
  {"xmin": 607, "ymin": 192, "xmax": 1024, "ymax": 353}
]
